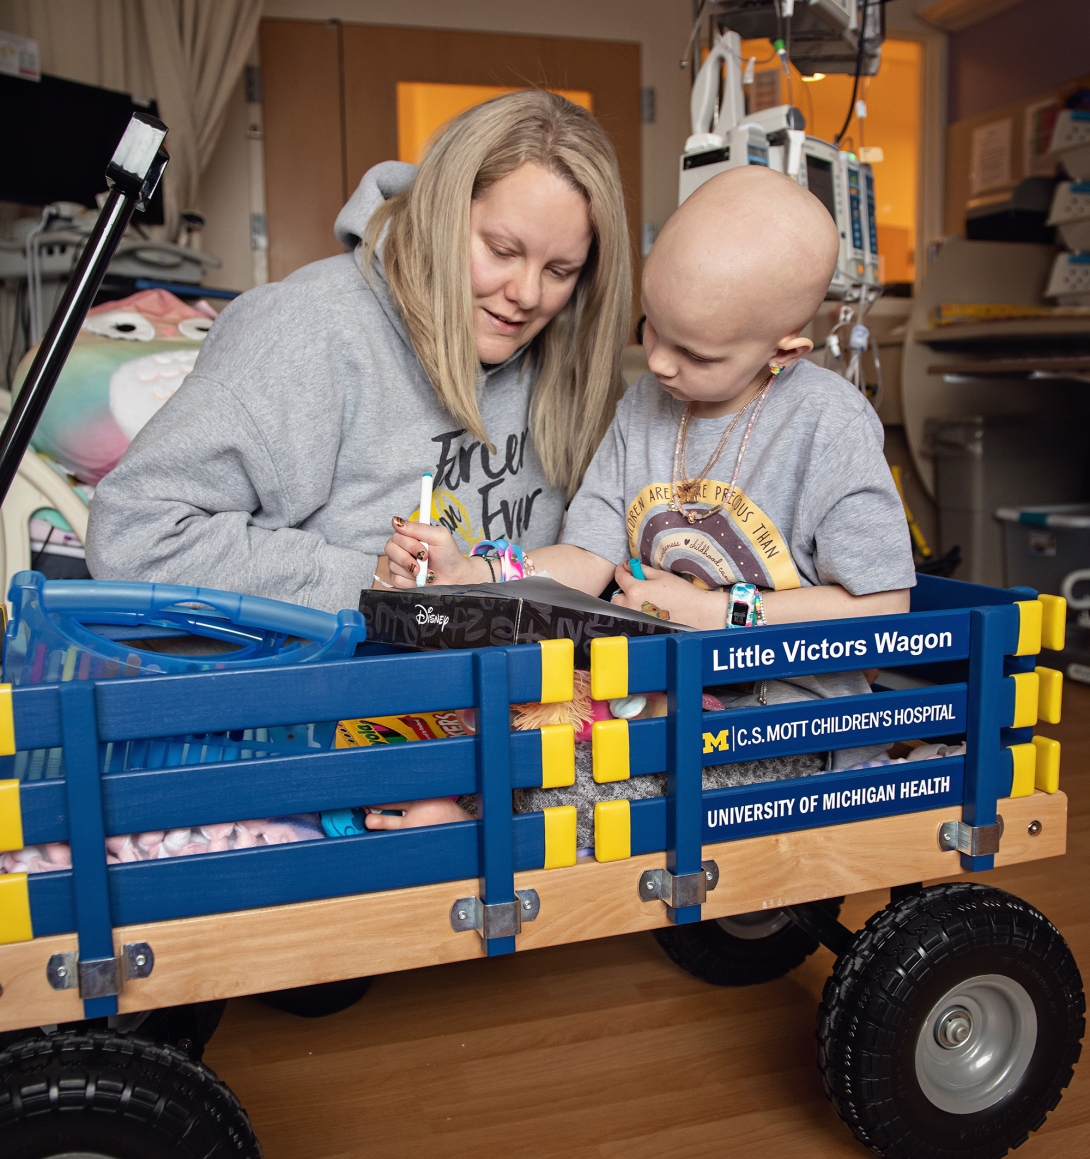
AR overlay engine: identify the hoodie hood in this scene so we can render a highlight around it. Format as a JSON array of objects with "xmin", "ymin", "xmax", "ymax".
[
  {"xmin": 335, "ymin": 160, "xmax": 417, "ymax": 250},
  {"xmin": 333, "ymin": 161, "xmax": 415, "ymax": 358}
]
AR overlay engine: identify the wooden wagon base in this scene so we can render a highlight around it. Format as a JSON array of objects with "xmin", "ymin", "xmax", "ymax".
[{"xmin": 0, "ymin": 789, "xmax": 1066, "ymax": 1033}]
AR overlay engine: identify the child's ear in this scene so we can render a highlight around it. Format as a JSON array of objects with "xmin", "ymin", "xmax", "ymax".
[{"xmin": 771, "ymin": 334, "xmax": 814, "ymax": 369}]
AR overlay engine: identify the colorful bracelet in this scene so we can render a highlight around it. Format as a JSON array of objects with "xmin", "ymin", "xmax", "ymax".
[
  {"xmin": 753, "ymin": 589, "xmax": 766, "ymax": 625},
  {"xmin": 471, "ymin": 538, "xmax": 526, "ymax": 582}
]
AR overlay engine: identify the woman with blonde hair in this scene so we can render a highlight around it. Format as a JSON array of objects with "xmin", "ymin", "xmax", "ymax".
[{"xmin": 87, "ymin": 90, "xmax": 632, "ymax": 611}]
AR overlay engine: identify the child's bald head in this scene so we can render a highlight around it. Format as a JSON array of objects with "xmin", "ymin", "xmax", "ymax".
[
  {"xmin": 641, "ymin": 167, "xmax": 840, "ymax": 413},
  {"xmin": 647, "ymin": 167, "xmax": 839, "ymax": 339}
]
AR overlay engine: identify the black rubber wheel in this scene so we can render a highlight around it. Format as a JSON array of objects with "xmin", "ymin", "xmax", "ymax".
[
  {"xmin": 818, "ymin": 882, "xmax": 1085, "ymax": 1159},
  {"xmin": 0, "ymin": 1000, "xmax": 227, "ymax": 1063},
  {"xmin": 133, "ymin": 999, "xmax": 228, "ymax": 1062},
  {"xmin": 256, "ymin": 975, "xmax": 373, "ymax": 1018},
  {"xmin": 0, "ymin": 1031, "xmax": 261, "ymax": 1159},
  {"xmin": 653, "ymin": 897, "xmax": 844, "ymax": 986}
]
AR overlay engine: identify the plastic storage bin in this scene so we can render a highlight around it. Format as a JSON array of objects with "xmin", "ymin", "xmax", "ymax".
[
  {"xmin": 997, "ymin": 504, "xmax": 1090, "ymax": 598},
  {"xmin": 1048, "ymin": 109, "xmax": 1090, "ymax": 182},
  {"xmin": 924, "ymin": 415, "xmax": 1085, "ymax": 587},
  {"xmin": 1047, "ymin": 181, "xmax": 1090, "ymax": 251},
  {"xmin": 2, "ymin": 571, "xmax": 367, "ymax": 779},
  {"xmin": 1045, "ymin": 250, "xmax": 1090, "ymax": 306}
]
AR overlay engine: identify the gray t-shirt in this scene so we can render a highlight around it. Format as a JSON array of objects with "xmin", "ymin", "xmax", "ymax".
[{"xmin": 562, "ymin": 359, "xmax": 915, "ymax": 719}]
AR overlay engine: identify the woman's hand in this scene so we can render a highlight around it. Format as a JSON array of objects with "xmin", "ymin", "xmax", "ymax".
[
  {"xmin": 611, "ymin": 562, "xmax": 728, "ymax": 630},
  {"xmin": 362, "ymin": 798, "xmax": 472, "ymax": 830},
  {"xmin": 383, "ymin": 518, "xmax": 489, "ymax": 587}
]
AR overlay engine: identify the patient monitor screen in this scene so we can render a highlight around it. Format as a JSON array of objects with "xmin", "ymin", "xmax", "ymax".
[{"xmin": 806, "ymin": 155, "xmax": 837, "ymax": 226}]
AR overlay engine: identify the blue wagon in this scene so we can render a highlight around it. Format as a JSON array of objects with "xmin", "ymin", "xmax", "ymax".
[{"xmin": 0, "ymin": 571, "xmax": 1081, "ymax": 1159}]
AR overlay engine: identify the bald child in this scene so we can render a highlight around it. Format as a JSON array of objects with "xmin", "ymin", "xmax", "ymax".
[
  {"xmin": 387, "ymin": 166, "xmax": 914, "ymax": 639},
  {"xmin": 377, "ymin": 166, "xmax": 915, "ymax": 841}
]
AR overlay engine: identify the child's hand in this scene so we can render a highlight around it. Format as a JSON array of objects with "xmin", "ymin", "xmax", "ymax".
[
  {"xmin": 363, "ymin": 798, "xmax": 472, "ymax": 830},
  {"xmin": 611, "ymin": 561, "xmax": 729, "ymax": 631},
  {"xmin": 383, "ymin": 518, "xmax": 484, "ymax": 587}
]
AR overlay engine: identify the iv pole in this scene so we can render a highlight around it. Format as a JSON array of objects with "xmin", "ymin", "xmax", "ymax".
[{"xmin": 0, "ymin": 112, "xmax": 169, "ymax": 505}]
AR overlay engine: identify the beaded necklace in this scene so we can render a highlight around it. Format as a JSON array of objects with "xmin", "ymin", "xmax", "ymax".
[{"xmin": 669, "ymin": 367, "xmax": 778, "ymax": 525}]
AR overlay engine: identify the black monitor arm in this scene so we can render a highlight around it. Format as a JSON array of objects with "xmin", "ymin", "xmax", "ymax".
[{"xmin": 0, "ymin": 112, "xmax": 169, "ymax": 505}]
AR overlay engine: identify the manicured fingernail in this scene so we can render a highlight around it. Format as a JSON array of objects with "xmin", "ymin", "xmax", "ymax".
[
  {"xmin": 427, "ymin": 571, "xmax": 436, "ymax": 584},
  {"xmin": 392, "ymin": 516, "xmax": 405, "ymax": 528},
  {"xmin": 417, "ymin": 549, "xmax": 428, "ymax": 560}
]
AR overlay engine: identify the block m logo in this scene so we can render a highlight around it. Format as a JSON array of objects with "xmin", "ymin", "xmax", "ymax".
[{"xmin": 702, "ymin": 729, "xmax": 729, "ymax": 754}]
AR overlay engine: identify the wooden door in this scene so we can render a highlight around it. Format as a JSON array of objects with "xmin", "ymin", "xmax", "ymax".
[
  {"xmin": 261, "ymin": 18, "xmax": 641, "ymax": 290},
  {"xmin": 260, "ymin": 19, "xmax": 347, "ymax": 283}
]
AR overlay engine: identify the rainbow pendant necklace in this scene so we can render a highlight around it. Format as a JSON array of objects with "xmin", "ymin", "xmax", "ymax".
[{"xmin": 669, "ymin": 366, "xmax": 779, "ymax": 525}]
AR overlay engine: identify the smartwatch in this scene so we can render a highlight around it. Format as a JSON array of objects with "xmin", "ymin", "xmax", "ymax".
[{"xmin": 725, "ymin": 582, "xmax": 757, "ymax": 628}]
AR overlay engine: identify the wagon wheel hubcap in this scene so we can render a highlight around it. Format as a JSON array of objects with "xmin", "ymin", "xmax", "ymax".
[
  {"xmin": 716, "ymin": 909, "xmax": 792, "ymax": 940},
  {"xmin": 44, "ymin": 1153, "xmax": 120, "ymax": 1158},
  {"xmin": 915, "ymin": 973, "xmax": 1038, "ymax": 1114},
  {"xmin": 936, "ymin": 1007, "xmax": 973, "ymax": 1047}
]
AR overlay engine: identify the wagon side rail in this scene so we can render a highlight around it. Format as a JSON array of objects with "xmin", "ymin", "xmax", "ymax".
[{"xmin": 0, "ymin": 574, "xmax": 1066, "ymax": 1020}]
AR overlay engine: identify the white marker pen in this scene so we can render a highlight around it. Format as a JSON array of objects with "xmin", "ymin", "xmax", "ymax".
[{"xmin": 416, "ymin": 470, "xmax": 434, "ymax": 587}]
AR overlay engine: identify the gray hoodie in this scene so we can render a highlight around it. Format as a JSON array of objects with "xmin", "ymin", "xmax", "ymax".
[{"xmin": 86, "ymin": 162, "xmax": 567, "ymax": 612}]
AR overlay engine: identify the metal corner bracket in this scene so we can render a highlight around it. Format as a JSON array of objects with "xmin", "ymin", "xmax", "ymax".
[
  {"xmin": 450, "ymin": 889, "xmax": 540, "ymax": 941},
  {"xmin": 639, "ymin": 860, "xmax": 719, "ymax": 908},
  {"xmin": 938, "ymin": 817, "xmax": 1004, "ymax": 857},
  {"xmin": 46, "ymin": 942, "xmax": 154, "ymax": 998}
]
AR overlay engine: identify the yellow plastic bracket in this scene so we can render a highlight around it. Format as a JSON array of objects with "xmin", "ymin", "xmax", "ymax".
[
  {"xmin": 540, "ymin": 723, "xmax": 576, "ymax": 788},
  {"xmin": 0, "ymin": 684, "xmax": 15, "ymax": 757},
  {"xmin": 1007, "ymin": 743, "xmax": 1036, "ymax": 798},
  {"xmin": 1009, "ymin": 671, "xmax": 1039, "ymax": 729},
  {"xmin": 1014, "ymin": 600, "xmax": 1042, "ymax": 657},
  {"xmin": 590, "ymin": 636, "xmax": 628, "ymax": 701},
  {"xmin": 1035, "ymin": 666, "xmax": 1063, "ymax": 725},
  {"xmin": 0, "ymin": 872, "xmax": 32, "ymax": 944},
  {"xmin": 543, "ymin": 805, "xmax": 578, "ymax": 868},
  {"xmin": 594, "ymin": 799, "xmax": 630, "ymax": 862},
  {"xmin": 1037, "ymin": 594, "xmax": 1066, "ymax": 652},
  {"xmin": 1032, "ymin": 735, "xmax": 1060, "ymax": 793},
  {"xmin": 591, "ymin": 718, "xmax": 629, "ymax": 783},
  {"xmin": 0, "ymin": 779, "xmax": 23, "ymax": 853},
  {"xmin": 539, "ymin": 638, "xmax": 574, "ymax": 704}
]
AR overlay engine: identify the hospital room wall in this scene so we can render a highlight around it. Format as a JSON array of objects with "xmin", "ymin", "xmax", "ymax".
[
  {"xmin": 197, "ymin": 0, "xmax": 691, "ymax": 294},
  {"xmin": 947, "ymin": 0, "xmax": 1090, "ymax": 123},
  {"xmin": 942, "ymin": 0, "xmax": 1090, "ymax": 237}
]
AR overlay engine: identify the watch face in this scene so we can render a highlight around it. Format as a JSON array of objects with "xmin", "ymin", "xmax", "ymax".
[{"xmin": 730, "ymin": 601, "xmax": 751, "ymax": 627}]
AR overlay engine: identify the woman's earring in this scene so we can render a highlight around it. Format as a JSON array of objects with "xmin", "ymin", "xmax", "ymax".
[{"xmin": 770, "ymin": 363, "xmax": 783, "ymax": 376}]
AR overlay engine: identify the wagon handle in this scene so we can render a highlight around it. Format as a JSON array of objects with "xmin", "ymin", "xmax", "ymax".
[
  {"xmin": 34, "ymin": 576, "xmax": 365, "ymax": 648},
  {"xmin": 0, "ymin": 113, "xmax": 169, "ymax": 505}
]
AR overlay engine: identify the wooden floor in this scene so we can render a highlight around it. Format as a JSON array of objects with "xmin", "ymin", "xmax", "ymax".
[{"xmin": 204, "ymin": 686, "xmax": 1090, "ymax": 1159}]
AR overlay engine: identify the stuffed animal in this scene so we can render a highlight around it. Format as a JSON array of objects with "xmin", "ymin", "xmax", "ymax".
[{"xmin": 12, "ymin": 288, "xmax": 219, "ymax": 484}]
